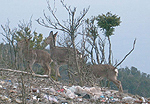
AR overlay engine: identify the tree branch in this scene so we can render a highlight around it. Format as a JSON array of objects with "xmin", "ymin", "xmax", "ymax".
[
  {"xmin": 115, "ymin": 38, "xmax": 136, "ymax": 67},
  {"xmin": 0, "ymin": 68, "xmax": 49, "ymax": 78}
]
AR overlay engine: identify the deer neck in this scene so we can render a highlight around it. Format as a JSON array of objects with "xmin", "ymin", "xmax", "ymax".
[
  {"xmin": 49, "ymin": 40, "xmax": 55, "ymax": 52},
  {"xmin": 22, "ymin": 45, "xmax": 31, "ymax": 56}
]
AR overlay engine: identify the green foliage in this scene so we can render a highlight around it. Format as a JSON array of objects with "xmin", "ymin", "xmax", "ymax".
[
  {"xmin": 85, "ymin": 17, "xmax": 99, "ymax": 41},
  {"xmin": 96, "ymin": 12, "xmax": 121, "ymax": 37},
  {"xmin": 14, "ymin": 22, "xmax": 47, "ymax": 49},
  {"xmin": 0, "ymin": 44, "xmax": 12, "ymax": 68},
  {"xmin": 111, "ymin": 66, "xmax": 150, "ymax": 98},
  {"xmin": 32, "ymin": 33, "xmax": 47, "ymax": 49},
  {"xmin": 1, "ymin": 20, "xmax": 50, "ymax": 75}
]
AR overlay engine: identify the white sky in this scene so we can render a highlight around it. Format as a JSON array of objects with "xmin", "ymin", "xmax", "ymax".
[{"xmin": 0, "ymin": 0, "xmax": 150, "ymax": 74}]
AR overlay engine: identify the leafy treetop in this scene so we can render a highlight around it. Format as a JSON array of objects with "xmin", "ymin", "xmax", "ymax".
[{"xmin": 96, "ymin": 12, "xmax": 121, "ymax": 37}]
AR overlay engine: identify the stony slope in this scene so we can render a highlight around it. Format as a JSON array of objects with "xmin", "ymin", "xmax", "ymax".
[{"xmin": 0, "ymin": 70, "xmax": 149, "ymax": 104}]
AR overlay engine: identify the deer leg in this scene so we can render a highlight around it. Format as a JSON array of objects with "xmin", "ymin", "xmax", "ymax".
[
  {"xmin": 57, "ymin": 65, "xmax": 61, "ymax": 77},
  {"xmin": 44, "ymin": 63, "xmax": 51, "ymax": 77},
  {"xmin": 28, "ymin": 61, "xmax": 35, "ymax": 74},
  {"xmin": 117, "ymin": 80, "xmax": 123, "ymax": 92},
  {"xmin": 54, "ymin": 62, "xmax": 61, "ymax": 78},
  {"xmin": 98, "ymin": 77, "xmax": 104, "ymax": 87},
  {"xmin": 42, "ymin": 65, "xmax": 48, "ymax": 75},
  {"xmin": 111, "ymin": 79, "xmax": 123, "ymax": 92}
]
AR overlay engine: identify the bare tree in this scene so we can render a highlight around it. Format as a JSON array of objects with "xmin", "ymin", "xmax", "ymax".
[
  {"xmin": 1, "ymin": 21, "xmax": 18, "ymax": 69},
  {"xmin": 36, "ymin": 0, "xmax": 137, "ymax": 90},
  {"xmin": 115, "ymin": 39, "xmax": 136, "ymax": 67},
  {"xmin": 96, "ymin": 12, "xmax": 121, "ymax": 64},
  {"xmin": 37, "ymin": 0, "xmax": 89, "ymax": 85},
  {"xmin": 84, "ymin": 17, "xmax": 106, "ymax": 64}
]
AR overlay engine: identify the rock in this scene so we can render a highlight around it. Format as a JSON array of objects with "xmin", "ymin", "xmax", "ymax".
[
  {"xmin": 1, "ymin": 96, "xmax": 9, "ymax": 101},
  {"xmin": 0, "ymin": 85, "xmax": 2, "ymax": 88},
  {"xmin": 122, "ymin": 96, "xmax": 136, "ymax": 103},
  {"xmin": 61, "ymin": 101, "xmax": 69, "ymax": 104},
  {"xmin": 15, "ymin": 98, "xmax": 22, "ymax": 103},
  {"xmin": 32, "ymin": 88, "xmax": 38, "ymax": 93},
  {"xmin": 13, "ymin": 85, "xmax": 17, "ymax": 89},
  {"xmin": 77, "ymin": 97, "xmax": 83, "ymax": 101},
  {"xmin": 43, "ymin": 95, "xmax": 59, "ymax": 103},
  {"xmin": 49, "ymin": 87, "xmax": 57, "ymax": 94},
  {"xmin": 9, "ymin": 90, "xmax": 17, "ymax": 93},
  {"xmin": 0, "ymin": 71, "xmax": 149, "ymax": 104},
  {"xmin": 82, "ymin": 94, "xmax": 90, "ymax": 99}
]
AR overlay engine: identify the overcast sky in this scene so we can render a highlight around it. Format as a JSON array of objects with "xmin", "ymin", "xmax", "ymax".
[{"xmin": 0, "ymin": 0, "xmax": 150, "ymax": 74}]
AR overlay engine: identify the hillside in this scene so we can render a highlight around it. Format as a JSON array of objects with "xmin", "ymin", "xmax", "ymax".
[
  {"xmin": 0, "ymin": 68, "xmax": 150, "ymax": 104},
  {"xmin": 118, "ymin": 66, "xmax": 150, "ymax": 98}
]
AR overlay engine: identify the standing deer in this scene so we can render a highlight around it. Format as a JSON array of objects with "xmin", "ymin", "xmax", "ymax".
[
  {"xmin": 45, "ymin": 31, "xmax": 82, "ymax": 78},
  {"xmin": 17, "ymin": 38, "xmax": 55, "ymax": 77},
  {"xmin": 88, "ymin": 64, "xmax": 123, "ymax": 92}
]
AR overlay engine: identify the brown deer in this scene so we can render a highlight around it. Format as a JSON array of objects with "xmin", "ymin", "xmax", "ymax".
[
  {"xmin": 17, "ymin": 38, "xmax": 55, "ymax": 77},
  {"xmin": 45, "ymin": 31, "xmax": 82, "ymax": 78},
  {"xmin": 88, "ymin": 64, "xmax": 123, "ymax": 92}
]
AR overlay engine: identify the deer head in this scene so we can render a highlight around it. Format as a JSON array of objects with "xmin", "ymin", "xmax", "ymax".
[
  {"xmin": 45, "ymin": 31, "xmax": 58, "ymax": 48},
  {"xmin": 17, "ymin": 37, "xmax": 31, "ymax": 50}
]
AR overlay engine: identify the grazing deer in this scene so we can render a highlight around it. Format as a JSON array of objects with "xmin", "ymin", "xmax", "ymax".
[
  {"xmin": 17, "ymin": 38, "xmax": 54, "ymax": 77},
  {"xmin": 45, "ymin": 31, "xmax": 81, "ymax": 77},
  {"xmin": 89, "ymin": 64, "xmax": 123, "ymax": 92}
]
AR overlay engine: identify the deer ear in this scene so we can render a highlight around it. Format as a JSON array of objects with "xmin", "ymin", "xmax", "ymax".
[
  {"xmin": 49, "ymin": 31, "xmax": 53, "ymax": 36},
  {"xmin": 53, "ymin": 31, "xmax": 58, "ymax": 38},
  {"xmin": 23, "ymin": 37, "xmax": 32, "ymax": 42},
  {"xmin": 25, "ymin": 37, "xmax": 32, "ymax": 42},
  {"xmin": 28, "ymin": 37, "xmax": 32, "ymax": 40},
  {"xmin": 24, "ymin": 38, "xmax": 28, "ymax": 42}
]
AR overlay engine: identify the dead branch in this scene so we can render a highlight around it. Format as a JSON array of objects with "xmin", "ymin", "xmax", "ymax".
[
  {"xmin": 115, "ymin": 38, "xmax": 136, "ymax": 67},
  {"xmin": 0, "ymin": 68, "xmax": 49, "ymax": 78}
]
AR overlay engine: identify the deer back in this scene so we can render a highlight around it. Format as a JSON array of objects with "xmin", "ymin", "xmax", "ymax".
[
  {"xmin": 90, "ymin": 64, "xmax": 118, "ymax": 80},
  {"xmin": 17, "ymin": 39, "xmax": 52, "ymax": 64},
  {"xmin": 33, "ymin": 50, "xmax": 52, "ymax": 64},
  {"xmin": 46, "ymin": 31, "xmax": 81, "ymax": 65},
  {"xmin": 50, "ymin": 46, "xmax": 76, "ymax": 65}
]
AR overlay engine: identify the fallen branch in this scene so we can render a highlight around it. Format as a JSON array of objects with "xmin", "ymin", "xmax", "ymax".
[
  {"xmin": 0, "ymin": 68, "xmax": 49, "ymax": 78},
  {"xmin": 115, "ymin": 38, "xmax": 136, "ymax": 67}
]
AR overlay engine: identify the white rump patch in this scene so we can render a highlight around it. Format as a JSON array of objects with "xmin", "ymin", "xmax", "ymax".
[
  {"xmin": 115, "ymin": 68, "xmax": 118, "ymax": 76},
  {"xmin": 80, "ymin": 54, "xmax": 83, "ymax": 58}
]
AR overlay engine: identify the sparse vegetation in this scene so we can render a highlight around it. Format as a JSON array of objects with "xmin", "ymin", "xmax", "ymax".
[{"xmin": 0, "ymin": 1, "xmax": 148, "ymax": 104}]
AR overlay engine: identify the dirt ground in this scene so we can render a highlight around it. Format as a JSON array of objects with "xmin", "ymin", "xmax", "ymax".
[{"xmin": 0, "ymin": 69, "xmax": 149, "ymax": 104}]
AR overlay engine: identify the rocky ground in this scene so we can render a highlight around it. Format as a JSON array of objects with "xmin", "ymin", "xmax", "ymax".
[{"xmin": 0, "ymin": 69, "xmax": 150, "ymax": 104}]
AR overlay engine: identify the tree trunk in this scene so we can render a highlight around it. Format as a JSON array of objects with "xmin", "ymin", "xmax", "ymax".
[
  {"xmin": 71, "ymin": 37, "xmax": 83, "ymax": 86},
  {"xmin": 108, "ymin": 36, "xmax": 112, "ymax": 65}
]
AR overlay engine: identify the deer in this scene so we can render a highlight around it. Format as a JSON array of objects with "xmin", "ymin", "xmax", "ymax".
[
  {"xmin": 45, "ymin": 31, "xmax": 82, "ymax": 78},
  {"xmin": 17, "ymin": 38, "xmax": 58, "ymax": 77},
  {"xmin": 86, "ymin": 64, "xmax": 123, "ymax": 92},
  {"xmin": 87, "ymin": 39, "xmax": 137, "ymax": 92},
  {"xmin": 46, "ymin": 31, "xmax": 123, "ymax": 92}
]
